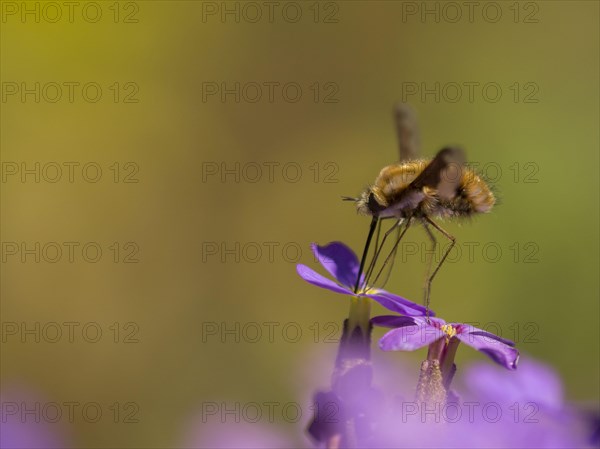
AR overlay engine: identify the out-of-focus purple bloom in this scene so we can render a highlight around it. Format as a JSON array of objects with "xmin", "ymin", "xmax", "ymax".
[
  {"xmin": 306, "ymin": 390, "xmax": 345, "ymax": 443},
  {"xmin": 465, "ymin": 358, "xmax": 562, "ymax": 409},
  {"xmin": 438, "ymin": 358, "xmax": 594, "ymax": 449},
  {"xmin": 0, "ymin": 385, "xmax": 70, "ymax": 449},
  {"xmin": 296, "ymin": 242, "xmax": 432, "ymax": 317},
  {"xmin": 373, "ymin": 315, "xmax": 519, "ymax": 370},
  {"xmin": 307, "ymin": 385, "xmax": 386, "ymax": 447},
  {"xmin": 366, "ymin": 358, "xmax": 596, "ymax": 448}
]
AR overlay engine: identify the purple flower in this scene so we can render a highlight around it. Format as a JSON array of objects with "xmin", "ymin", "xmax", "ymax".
[
  {"xmin": 296, "ymin": 242, "xmax": 431, "ymax": 317},
  {"xmin": 368, "ymin": 357, "xmax": 591, "ymax": 448},
  {"xmin": 372, "ymin": 315, "xmax": 519, "ymax": 370},
  {"xmin": 448, "ymin": 359, "xmax": 595, "ymax": 448},
  {"xmin": 465, "ymin": 359, "xmax": 564, "ymax": 410},
  {"xmin": 0, "ymin": 385, "xmax": 70, "ymax": 449}
]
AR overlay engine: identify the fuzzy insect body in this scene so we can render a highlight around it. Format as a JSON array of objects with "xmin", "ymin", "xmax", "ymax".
[
  {"xmin": 356, "ymin": 148, "xmax": 495, "ymax": 220},
  {"xmin": 349, "ymin": 147, "xmax": 496, "ymax": 316}
]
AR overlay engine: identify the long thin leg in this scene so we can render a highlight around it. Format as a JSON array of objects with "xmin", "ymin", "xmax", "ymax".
[
  {"xmin": 363, "ymin": 218, "xmax": 402, "ymax": 290},
  {"xmin": 422, "ymin": 216, "xmax": 456, "ymax": 320},
  {"xmin": 354, "ymin": 216, "xmax": 379, "ymax": 293},
  {"xmin": 366, "ymin": 216, "xmax": 413, "ymax": 292},
  {"xmin": 364, "ymin": 219, "xmax": 388, "ymax": 284},
  {"xmin": 364, "ymin": 219, "xmax": 402, "ymax": 288},
  {"xmin": 421, "ymin": 222, "xmax": 437, "ymax": 321},
  {"xmin": 374, "ymin": 223, "xmax": 402, "ymax": 290}
]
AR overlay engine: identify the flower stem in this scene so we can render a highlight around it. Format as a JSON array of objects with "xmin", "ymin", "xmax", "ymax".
[
  {"xmin": 440, "ymin": 337, "xmax": 460, "ymax": 389},
  {"xmin": 331, "ymin": 309, "xmax": 373, "ymax": 449},
  {"xmin": 347, "ymin": 296, "xmax": 371, "ymax": 335},
  {"xmin": 426, "ymin": 338, "xmax": 446, "ymax": 362}
]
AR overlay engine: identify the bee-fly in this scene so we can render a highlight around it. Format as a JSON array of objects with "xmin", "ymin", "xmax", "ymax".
[{"xmin": 347, "ymin": 146, "xmax": 496, "ymax": 318}]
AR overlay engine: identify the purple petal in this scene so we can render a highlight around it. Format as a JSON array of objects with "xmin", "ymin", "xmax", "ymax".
[
  {"xmin": 457, "ymin": 330, "xmax": 520, "ymax": 370},
  {"xmin": 453, "ymin": 323, "xmax": 515, "ymax": 347},
  {"xmin": 311, "ymin": 242, "xmax": 360, "ymax": 289},
  {"xmin": 465, "ymin": 359, "xmax": 564, "ymax": 410},
  {"xmin": 371, "ymin": 315, "xmax": 416, "ymax": 328},
  {"xmin": 378, "ymin": 321, "xmax": 443, "ymax": 351},
  {"xmin": 307, "ymin": 391, "xmax": 344, "ymax": 443},
  {"xmin": 0, "ymin": 386, "xmax": 69, "ymax": 449},
  {"xmin": 465, "ymin": 330, "xmax": 516, "ymax": 347},
  {"xmin": 417, "ymin": 316, "xmax": 446, "ymax": 327},
  {"xmin": 367, "ymin": 291, "xmax": 433, "ymax": 317},
  {"xmin": 296, "ymin": 264, "xmax": 352, "ymax": 296}
]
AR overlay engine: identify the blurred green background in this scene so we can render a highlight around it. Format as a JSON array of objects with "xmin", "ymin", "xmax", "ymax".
[{"xmin": 1, "ymin": 1, "xmax": 598, "ymax": 447}]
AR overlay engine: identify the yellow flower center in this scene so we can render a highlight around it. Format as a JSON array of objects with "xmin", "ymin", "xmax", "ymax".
[
  {"xmin": 441, "ymin": 324, "xmax": 457, "ymax": 342},
  {"xmin": 356, "ymin": 286, "xmax": 381, "ymax": 296}
]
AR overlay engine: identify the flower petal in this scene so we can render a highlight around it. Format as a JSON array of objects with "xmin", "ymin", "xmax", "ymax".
[
  {"xmin": 464, "ymin": 330, "xmax": 516, "ymax": 347},
  {"xmin": 457, "ymin": 329, "xmax": 520, "ymax": 370},
  {"xmin": 452, "ymin": 323, "xmax": 515, "ymax": 347},
  {"xmin": 371, "ymin": 315, "xmax": 416, "ymax": 328},
  {"xmin": 296, "ymin": 264, "xmax": 352, "ymax": 296},
  {"xmin": 378, "ymin": 321, "xmax": 443, "ymax": 351},
  {"xmin": 307, "ymin": 390, "xmax": 345, "ymax": 443},
  {"xmin": 367, "ymin": 291, "xmax": 433, "ymax": 317},
  {"xmin": 465, "ymin": 359, "xmax": 564, "ymax": 410},
  {"xmin": 311, "ymin": 242, "xmax": 360, "ymax": 289}
]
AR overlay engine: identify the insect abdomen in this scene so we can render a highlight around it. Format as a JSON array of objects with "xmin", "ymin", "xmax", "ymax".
[{"xmin": 452, "ymin": 169, "xmax": 495, "ymax": 216}]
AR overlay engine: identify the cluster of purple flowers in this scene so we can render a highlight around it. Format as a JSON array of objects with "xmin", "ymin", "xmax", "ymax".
[
  {"xmin": 295, "ymin": 241, "xmax": 597, "ymax": 448},
  {"xmin": 297, "ymin": 242, "xmax": 518, "ymax": 369},
  {"xmin": 3, "ymin": 241, "xmax": 595, "ymax": 448}
]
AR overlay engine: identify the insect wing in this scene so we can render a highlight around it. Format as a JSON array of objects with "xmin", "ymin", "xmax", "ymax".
[{"xmin": 409, "ymin": 146, "xmax": 466, "ymax": 200}]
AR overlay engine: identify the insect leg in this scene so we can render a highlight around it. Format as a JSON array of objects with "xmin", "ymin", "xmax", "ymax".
[
  {"xmin": 363, "ymin": 218, "xmax": 401, "ymax": 289},
  {"xmin": 423, "ymin": 216, "xmax": 456, "ymax": 320},
  {"xmin": 421, "ymin": 222, "xmax": 437, "ymax": 321},
  {"xmin": 371, "ymin": 223, "xmax": 402, "ymax": 290},
  {"xmin": 363, "ymin": 218, "xmax": 403, "ymax": 289},
  {"xmin": 366, "ymin": 216, "xmax": 413, "ymax": 292}
]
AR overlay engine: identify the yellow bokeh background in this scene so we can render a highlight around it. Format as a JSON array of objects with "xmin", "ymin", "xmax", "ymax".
[{"xmin": 1, "ymin": 1, "xmax": 598, "ymax": 447}]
